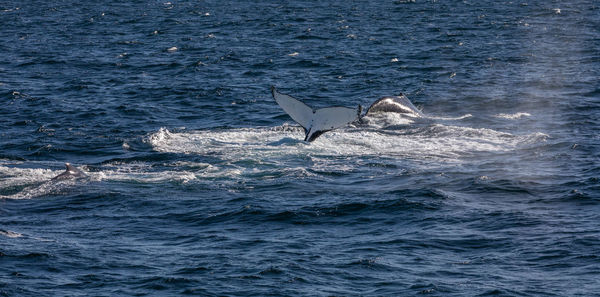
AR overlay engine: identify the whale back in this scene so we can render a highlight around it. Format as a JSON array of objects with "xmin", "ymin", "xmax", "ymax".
[
  {"xmin": 365, "ymin": 94, "xmax": 423, "ymax": 117},
  {"xmin": 51, "ymin": 163, "xmax": 88, "ymax": 181}
]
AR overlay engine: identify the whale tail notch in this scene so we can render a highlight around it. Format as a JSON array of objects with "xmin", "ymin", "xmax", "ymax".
[{"xmin": 271, "ymin": 86, "xmax": 359, "ymax": 142}]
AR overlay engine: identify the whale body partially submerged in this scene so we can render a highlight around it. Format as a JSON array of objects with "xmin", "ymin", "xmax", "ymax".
[
  {"xmin": 365, "ymin": 94, "xmax": 423, "ymax": 117},
  {"xmin": 271, "ymin": 87, "xmax": 423, "ymax": 142},
  {"xmin": 51, "ymin": 163, "xmax": 88, "ymax": 181}
]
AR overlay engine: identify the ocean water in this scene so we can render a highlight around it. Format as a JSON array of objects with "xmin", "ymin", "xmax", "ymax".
[{"xmin": 1, "ymin": 0, "xmax": 599, "ymax": 295}]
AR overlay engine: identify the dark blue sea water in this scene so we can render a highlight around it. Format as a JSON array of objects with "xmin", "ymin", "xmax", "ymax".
[{"xmin": 1, "ymin": 1, "xmax": 599, "ymax": 295}]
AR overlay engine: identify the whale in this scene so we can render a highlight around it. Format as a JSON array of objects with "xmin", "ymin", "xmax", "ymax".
[
  {"xmin": 51, "ymin": 163, "xmax": 88, "ymax": 181},
  {"xmin": 364, "ymin": 94, "xmax": 423, "ymax": 117},
  {"xmin": 271, "ymin": 87, "xmax": 423, "ymax": 141},
  {"xmin": 271, "ymin": 86, "xmax": 360, "ymax": 142}
]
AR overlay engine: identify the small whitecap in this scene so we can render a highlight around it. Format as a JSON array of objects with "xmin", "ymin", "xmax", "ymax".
[
  {"xmin": 390, "ymin": 58, "xmax": 399, "ymax": 62},
  {"xmin": 494, "ymin": 112, "xmax": 531, "ymax": 120},
  {"xmin": 346, "ymin": 34, "xmax": 357, "ymax": 39},
  {"xmin": 287, "ymin": 52, "xmax": 299, "ymax": 57},
  {"xmin": 204, "ymin": 12, "xmax": 210, "ymax": 16},
  {"xmin": 553, "ymin": 8, "xmax": 561, "ymax": 14},
  {"xmin": 167, "ymin": 46, "xmax": 178, "ymax": 52},
  {"xmin": 146, "ymin": 127, "xmax": 173, "ymax": 147},
  {"xmin": 427, "ymin": 114, "xmax": 472, "ymax": 120}
]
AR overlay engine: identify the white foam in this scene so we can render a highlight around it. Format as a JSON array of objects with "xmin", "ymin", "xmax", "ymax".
[
  {"xmin": 0, "ymin": 165, "xmax": 58, "ymax": 186},
  {"xmin": 0, "ymin": 164, "xmax": 89, "ymax": 199},
  {"xmin": 0, "ymin": 230, "xmax": 23, "ymax": 238},
  {"xmin": 89, "ymin": 161, "xmax": 200, "ymax": 183},
  {"xmin": 494, "ymin": 112, "xmax": 531, "ymax": 119},
  {"xmin": 0, "ymin": 120, "xmax": 548, "ymax": 198},
  {"xmin": 427, "ymin": 114, "xmax": 472, "ymax": 120},
  {"xmin": 147, "ymin": 124, "xmax": 547, "ymax": 165},
  {"xmin": 0, "ymin": 179, "xmax": 78, "ymax": 200}
]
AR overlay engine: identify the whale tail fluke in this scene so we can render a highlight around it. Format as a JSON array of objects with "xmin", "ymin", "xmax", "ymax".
[
  {"xmin": 271, "ymin": 86, "xmax": 359, "ymax": 142},
  {"xmin": 271, "ymin": 86, "xmax": 313, "ymax": 131}
]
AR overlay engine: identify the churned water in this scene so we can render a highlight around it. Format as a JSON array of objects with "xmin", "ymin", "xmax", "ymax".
[{"xmin": 1, "ymin": 1, "xmax": 599, "ymax": 296}]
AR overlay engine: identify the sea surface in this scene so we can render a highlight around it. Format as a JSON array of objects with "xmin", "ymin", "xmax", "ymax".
[{"xmin": 1, "ymin": 1, "xmax": 599, "ymax": 296}]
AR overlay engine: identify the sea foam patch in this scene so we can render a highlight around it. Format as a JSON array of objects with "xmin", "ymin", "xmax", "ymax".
[
  {"xmin": 0, "ymin": 120, "xmax": 548, "ymax": 199},
  {"xmin": 147, "ymin": 123, "xmax": 548, "ymax": 164},
  {"xmin": 494, "ymin": 112, "xmax": 531, "ymax": 119}
]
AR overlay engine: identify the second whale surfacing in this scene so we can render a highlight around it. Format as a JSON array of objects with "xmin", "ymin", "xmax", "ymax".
[
  {"xmin": 271, "ymin": 87, "xmax": 423, "ymax": 142},
  {"xmin": 364, "ymin": 94, "xmax": 423, "ymax": 118},
  {"xmin": 51, "ymin": 163, "xmax": 88, "ymax": 181}
]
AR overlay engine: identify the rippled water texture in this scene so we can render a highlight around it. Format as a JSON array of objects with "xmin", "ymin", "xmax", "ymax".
[{"xmin": 1, "ymin": 1, "xmax": 599, "ymax": 296}]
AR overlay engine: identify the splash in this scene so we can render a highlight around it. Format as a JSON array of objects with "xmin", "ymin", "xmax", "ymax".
[
  {"xmin": 147, "ymin": 121, "xmax": 547, "ymax": 163},
  {"xmin": 494, "ymin": 112, "xmax": 531, "ymax": 119},
  {"xmin": 0, "ymin": 164, "xmax": 86, "ymax": 200}
]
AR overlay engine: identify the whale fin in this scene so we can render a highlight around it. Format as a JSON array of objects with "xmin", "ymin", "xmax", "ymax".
[
  {"xmin": 271, "ymin": 87, "xmax": 358, "ymax": 142},
  {"xmin": 51, "ymin": 163, "xmax": 88, "ymax": 181}
]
